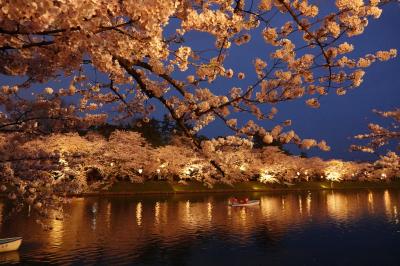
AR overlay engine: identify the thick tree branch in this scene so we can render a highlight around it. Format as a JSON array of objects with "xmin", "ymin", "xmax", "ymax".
[{"xmin": 117, "ymin": 57, "xmax": 226, "ymax": 177}]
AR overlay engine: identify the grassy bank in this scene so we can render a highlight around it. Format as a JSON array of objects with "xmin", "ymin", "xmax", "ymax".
[{"xmin": 81, "ymin": 180, "xmax": 400, "ymax": 196}]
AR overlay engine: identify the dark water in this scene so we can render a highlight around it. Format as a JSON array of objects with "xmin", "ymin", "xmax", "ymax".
[{"xmin": 1, "ymin": 189, "xmax": 400, "ymax": 265}]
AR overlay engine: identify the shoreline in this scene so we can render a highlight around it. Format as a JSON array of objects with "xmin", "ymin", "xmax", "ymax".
[
  {"xmin": 2, "ymin": 180, "xmax": 400, "ymax": 198},
  {"xmin": 78, "ymin": 180, "xmax": 400, "ymax": 196}
]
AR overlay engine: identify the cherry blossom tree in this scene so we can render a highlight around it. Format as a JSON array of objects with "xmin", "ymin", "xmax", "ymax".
[
  {"xmin": 0, "ymin": 128, "xmax": 397, "ymax": 221},
  {"xmin": 0, "ymin": 0, "xmax": 398, "ymax": 213},
  {"xmin": 351, "ymin": 108, "xmax": 400, "ymax": 179},
  {"xmin": 1, "ymin": 1, "xmax": 396, "ymax": 160},
  {"xmin": 351, "ymin": 108, "xmax": 400, "ymax": 154},
  {"xmin": 373, "ymin": 151, "xmax": 400, "ymax": 179},
  {"xmin": 0, "ymin": 130, "xmax": 156, "ymax": 218}
]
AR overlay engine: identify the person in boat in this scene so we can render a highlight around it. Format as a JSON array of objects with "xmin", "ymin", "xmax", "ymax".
[
  {"xmin": 229, "ymin": 197, "xmax": 238, "ymax": 204},
  {"xmin": 230, "ymin": 197, "xmax": 250, "ymax": 204},
  {"xmin": 239, "ymin": 197, "xmax": 249, "ymax": 204}
]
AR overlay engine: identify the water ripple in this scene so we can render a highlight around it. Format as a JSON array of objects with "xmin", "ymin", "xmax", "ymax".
[{"xmin": 1, "ymin": 189, "xmax": 400, "ymax": 265}]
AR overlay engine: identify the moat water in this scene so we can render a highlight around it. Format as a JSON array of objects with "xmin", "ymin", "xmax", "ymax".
[{"xmin": 1, "ymin": 189, "xmax": 400, "ymax": 265}]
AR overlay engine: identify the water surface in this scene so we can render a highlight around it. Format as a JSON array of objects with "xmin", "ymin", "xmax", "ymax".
[{"xmin": 1, "ymin": 189, "xmax": 400, "ymax": 265}]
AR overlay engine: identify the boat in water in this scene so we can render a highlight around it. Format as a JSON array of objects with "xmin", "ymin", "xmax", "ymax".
[
  {"xmin": 229, "ymin": 200, "xmax": 260, "ymax": 207},
  {"xmin": 0, "ymin": 237, "xmax": 22, "ymax": 253}
]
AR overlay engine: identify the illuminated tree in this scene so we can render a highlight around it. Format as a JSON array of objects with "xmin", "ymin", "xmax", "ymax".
[
  {"xmin": 351, "ymin": 108, "xmax": 400, "ymax": 178},
  {"xmin": 0, "ymin": 0, "xmax": 398, "ymax": 212},
  {"xmin": 0, "ymin": 132, "xmax": 105, "ymax": 218},
  {"xmin": 1, "ymin": 0, "xmax": 396, "ymax": 155},
  {"xmin": 0, "ymin": 130, "xmax": 155, "ymax": 217},
  {"xmin": 373, "ymin": 151, "xmax": 400, "ymax": 179},
  {"xmin": 1, "ymin": 128, "xmax": 396, "ymax": 220},
  {"xmin": 351, "ymin": 108, "xmax": 400, "ymax": 154}
]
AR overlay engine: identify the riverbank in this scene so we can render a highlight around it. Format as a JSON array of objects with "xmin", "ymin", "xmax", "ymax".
[{"xmin": 80, "ymin": 180, "xmax": 400, "ymax": 196}]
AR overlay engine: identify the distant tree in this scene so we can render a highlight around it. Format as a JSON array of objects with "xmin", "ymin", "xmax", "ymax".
[{"xmin": 130, "ymin": 118, "xmax": 166, "ymax": 146}]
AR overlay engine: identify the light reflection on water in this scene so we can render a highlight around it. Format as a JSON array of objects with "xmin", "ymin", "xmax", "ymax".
[{"xmin": 1, "ymin": 189, "xmax": 400, "ymax": 265}]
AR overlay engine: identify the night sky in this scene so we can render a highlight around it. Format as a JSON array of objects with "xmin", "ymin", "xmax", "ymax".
[
  {"xmin": 182, "ymin": 1, "xmax": 400, "ymax": 162},
  {"xmin": 1, "ymin": 1, "xmax": 399, "ymax": 162}
]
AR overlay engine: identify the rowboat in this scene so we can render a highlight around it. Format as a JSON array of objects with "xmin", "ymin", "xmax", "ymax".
[
  {"xmin": 0, "ymin": 237, "xmax": 22, "ymax": 253},
  {"xmin": 229, "ymin": 200, "xmax": 260, "ymax": 207}
]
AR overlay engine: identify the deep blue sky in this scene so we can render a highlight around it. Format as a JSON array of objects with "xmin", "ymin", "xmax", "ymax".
[{"xmin": 1, "ymin": 2, "xmax": 399, "ymax": 162}]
